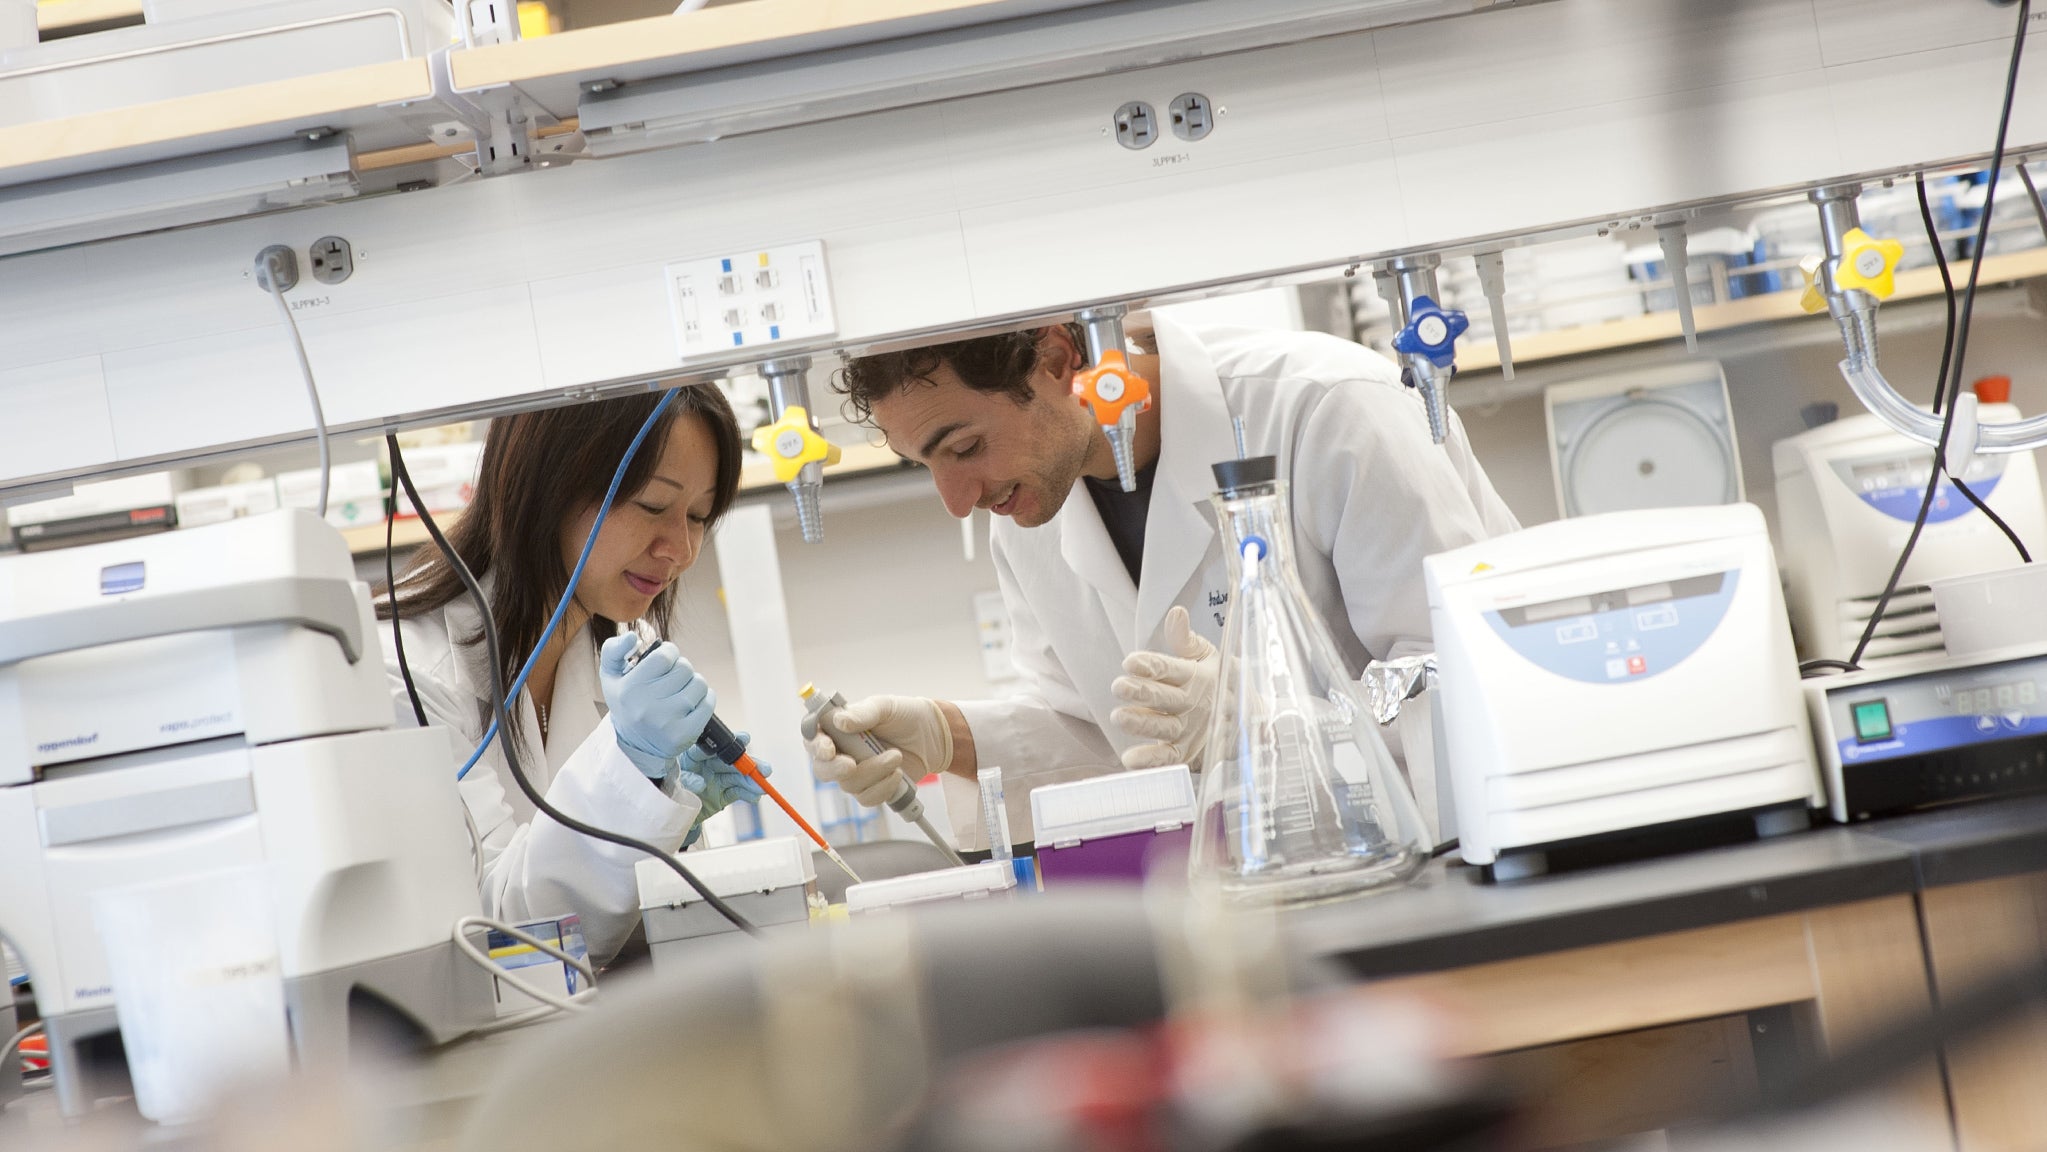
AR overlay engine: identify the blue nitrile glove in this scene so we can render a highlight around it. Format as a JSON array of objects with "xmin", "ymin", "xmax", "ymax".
[
  {"xmin": 679, "ymin": 730, "xmax": 770, "ymax": 821},
  {"xmin": 599, "ymin": 633, "xmax": 717, "ymax": 780}
]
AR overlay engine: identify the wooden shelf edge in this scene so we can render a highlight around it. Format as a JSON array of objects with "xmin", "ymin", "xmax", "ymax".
[
  {"xmin": 0, "ymin": 57, "xmax": 434, "ymax": 177},
  {"xmin": 1457, "ymin": 245, "xmax": 2047, "ymax": 375},
  {"xmin": 36, "ymin": 0, "xmax": 144, "ymax": 33},
  {"xmin": 449, "ymin": 0, "xmax": 1027, "ymax": 92}
]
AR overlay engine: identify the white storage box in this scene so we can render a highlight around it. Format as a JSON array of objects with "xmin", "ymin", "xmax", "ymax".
[
  {"xmin": 844, "ymin": 862, "xmax": 1014, "ymax": 914},
  {"xmin": 277, "ymin": 461, "xmax": 383, "ymax": 529},
  {"xmin": 174, "ymin": 480, "xmax": 281, "ymax": 528},
  {"xmin": 636, "ymin": 837, "xmax": 815, "ymax": 959}
]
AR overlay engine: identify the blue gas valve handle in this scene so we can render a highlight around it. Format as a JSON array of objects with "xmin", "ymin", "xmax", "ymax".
[{"xmin": 1392, "ymin": 295, "xmax": 1468, "ymax": 369}]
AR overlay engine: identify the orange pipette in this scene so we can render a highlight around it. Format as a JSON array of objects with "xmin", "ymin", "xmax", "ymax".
[
  {"xmin": 625, "ymin": 630, "xmax": 862, "ymax": 884},
  {"xmin": 724, "ymin": 744, "xmax": 862, "ymax": 885}
]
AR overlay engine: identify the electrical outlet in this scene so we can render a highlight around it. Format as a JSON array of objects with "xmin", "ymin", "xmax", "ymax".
[
  {"xmin": 1113, "ymin": 101, "xmax": 1158, "ymax": 150},
  {"xmin": 1168, "ymin": 93, "xmax": 1214, "ymax": 141},
  {"xmin": 253, "ymin": 245, "xmax": 298, "ymax": 293},
  {"xmin": 666, "ymin": 241, "xmax": 837, "ymax": 358},
  {"xmin": 309, "ymin": 236, "xmax": 354, "ymax": 285}
]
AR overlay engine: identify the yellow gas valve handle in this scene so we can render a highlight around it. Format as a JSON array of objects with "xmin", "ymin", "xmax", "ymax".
[
  {"xmin": 1834, "ymin": 228, "xmax": 1905, "ymax": 300},
  {"xmin": 1798, "ymin": 253, "xmax": 1827, "ymax": 315},
  {"xmin": 751, "ymin": 405, "xmax": 841, "ymax": 483}
]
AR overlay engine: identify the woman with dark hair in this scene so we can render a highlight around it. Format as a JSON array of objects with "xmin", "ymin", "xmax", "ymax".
[{"xmin": 377, "ymin": 385, "xmax": 768, "ymax": 962}]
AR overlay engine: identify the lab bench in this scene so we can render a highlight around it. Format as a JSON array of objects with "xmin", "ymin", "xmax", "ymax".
[
  {"xmin": 1285, "ymin": 797, "xmax": 2047, "ymax": 1150},
  {"xmin": 13, "ymin": 801, "xmax": 2047, "ymax": 1149}
]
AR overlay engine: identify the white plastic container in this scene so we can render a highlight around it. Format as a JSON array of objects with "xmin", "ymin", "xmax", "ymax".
[
  {"xmin": 91, "ymin": 866, "xmax": 291, "ymax": 1125},
  {"xmin": 173, "ymin": 479, "xmax": 281, "ymax": 528},
  {"xmin": 844, "ymin": 862, "xmax": 1014, "ymax": 915},
  {"xmin": 636, "ymin": 837, "xmax": 816, "ymax": 958},
  {"xmin": 276, "ymin": 461, "xmax": 383, "ymax": 529},
  {"xmin": 1929, "ymin": 563, "xmax": 2047, "ymax": 658}
]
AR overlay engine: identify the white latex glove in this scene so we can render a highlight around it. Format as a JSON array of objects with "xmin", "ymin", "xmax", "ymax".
[
  {"xmin": 1111, "ymin": 605, "xmax": 1220, "ymax": 771},
  {"xmin": 805, "ymin": 695, "xmax": 953, "ymax": 808}
]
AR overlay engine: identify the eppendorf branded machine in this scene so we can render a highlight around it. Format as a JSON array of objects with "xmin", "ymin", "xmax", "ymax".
[
  {"xmin": 1427, "ymin": 504, "xmax": 1821, "ymax": 881},
  {"xmin": 0, "ymin": 510, "xmax": 492, "ymax": 1112}
]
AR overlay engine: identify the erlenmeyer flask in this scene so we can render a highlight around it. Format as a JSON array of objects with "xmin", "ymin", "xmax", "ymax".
[{"xmin": 1189, "ymin": 456, "xmax": 1430, "ymax": 905}]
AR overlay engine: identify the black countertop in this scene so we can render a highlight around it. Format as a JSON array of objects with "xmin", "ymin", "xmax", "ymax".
[
  {"xmin": 1855, "ymin": 793, "xmax": 2047, "ymax": 889},
  {"xmin": 1289, "ymin": 797, "xmax": 2047, "ymax": 979}
]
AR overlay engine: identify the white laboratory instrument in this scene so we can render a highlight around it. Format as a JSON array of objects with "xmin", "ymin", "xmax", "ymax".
[
  {"xmin": 1806, "ymin": 643, "xmax": 2047, "ymax": 823},
  {"xmin": 1545, "ymin": 361, "xmax": 1742, "ymax": 519},
  {"xmin": 1426, "ymin": 504, "xmax": 1821, "ymax": 880},
  {"xmin": 0, "ymin": 510, "xmax": 492, "ymax": 1114},
  {"xmin": 1775, "ymin": 405, "xmax": 2047, "ymax": 666}
]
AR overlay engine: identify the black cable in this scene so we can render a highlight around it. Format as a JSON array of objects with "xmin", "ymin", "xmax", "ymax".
[
  {"xmin": 388, "ymin": 438, "xmax": 762, "ymax": 939},
  {"xmin": 2018, "ymin": 162, "xmax": 2047, "ymax": 247},
  {"xmin": 1849, "ymin": 0, "xmax": 2030, "ymax": 669},
  {"xmin": 1429, "ymin": 838, "xmax": 1460, "ymax": 860},
  {"xmin": 1953, "ymin": 477, "xmax": 2032, "ymax": 562},
  {"xmin": 384, "ymin": 471, "xmax": 429, "ymax": 729},
  {"xmin": 1915, "ymin": 174, "xmax": 2031, "ymax": 562},
  {"xmin": 1800, "ymin": 658, "xmax": 1860, "ymax": 678},
  {"xmin": 1918, "ymin": 173, "xmax": 1960, "ymax": 417}
]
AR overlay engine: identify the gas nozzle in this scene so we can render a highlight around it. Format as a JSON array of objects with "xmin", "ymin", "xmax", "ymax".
[
  {"xmin": 1388, "ymin": 256, "xmax": 1466, "ymax": 445},
  {"xmin": 752, "ymin": 358, "xmax": 840, "ymax": 542},
  {"xmin": 1072, "ymin": 305, "xmax": 1152, "ymax": 492}
]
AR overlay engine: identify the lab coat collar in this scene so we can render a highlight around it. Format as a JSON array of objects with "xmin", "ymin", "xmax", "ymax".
[
  {"xmin": 1057, "ymin": 479, "xmax": 1140, "ymax": 654},
  {"xmin": 1135, "ymin": 314, "xmax": 1243, "ymax": 647},
  {"xmin": 441, "ymin": 578, "xmax": 614, "ymax": 788}
]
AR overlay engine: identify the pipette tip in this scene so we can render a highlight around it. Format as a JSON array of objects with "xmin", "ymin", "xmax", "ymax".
[{"xmin": 823, "ymin": 847, "xmax": 863, "ymax": 885}]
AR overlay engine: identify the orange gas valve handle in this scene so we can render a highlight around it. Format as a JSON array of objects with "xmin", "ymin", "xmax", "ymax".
[{"xmin": 1073, "ymin": 350, "xmax": 1152, "ymax": 426}]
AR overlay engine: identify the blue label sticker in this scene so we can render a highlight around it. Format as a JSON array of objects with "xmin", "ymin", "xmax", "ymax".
[
  {"xmin": 1484, "ymin": 570, "xmax": 1737, "ymax": 684},
  {"xmin": 1839, "ymin": 711, "xmax": 2047, "ymax": 763},
  {"xmin": 99, "ymin": 561, "xmax": 144, "ymax": 595}
]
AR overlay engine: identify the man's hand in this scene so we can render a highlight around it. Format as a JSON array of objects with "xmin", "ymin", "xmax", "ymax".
[
  {"xmin": 806, "ymin": 695, "xmax": 954, "ymax": 807},
  {"xmin": 1110, "ymin": 606, "xmax": 1219, "ymax": 771}
]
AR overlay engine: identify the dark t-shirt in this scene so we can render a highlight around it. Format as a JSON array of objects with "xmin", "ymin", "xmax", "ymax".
[{"xmin": 1083, "ymin": 461, "xmax": 1158, "ymax": 586}]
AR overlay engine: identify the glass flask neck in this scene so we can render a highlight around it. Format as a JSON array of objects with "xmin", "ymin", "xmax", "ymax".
[{"xmin": 1215, "ymin": 479, "xmax": 1302, "ymax": 589}]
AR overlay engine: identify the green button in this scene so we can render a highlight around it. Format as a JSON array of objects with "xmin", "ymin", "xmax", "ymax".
[{"xmin": 1852, "ymin": 700, "xmax": 1893, "ymax": 743}]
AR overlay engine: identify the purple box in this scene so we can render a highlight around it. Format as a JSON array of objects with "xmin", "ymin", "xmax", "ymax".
[{"xmin": 1030, "ymin": 766, "xmax": 1198, "ymax": 887}]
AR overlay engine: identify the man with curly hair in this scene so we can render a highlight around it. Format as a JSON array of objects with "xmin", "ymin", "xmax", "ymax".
[{"xmin": 809, "ymin": 314, "xmax": 1516, "ymax": 851}]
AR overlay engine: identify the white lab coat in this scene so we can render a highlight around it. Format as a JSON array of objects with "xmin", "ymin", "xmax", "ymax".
[
  {"xmin": 949, "ymin": 315, "xmax": 1519, "ymax": 850},
  {"xmin": 378, "ymin": 589, "xmax": 700, "ymax": 963}
]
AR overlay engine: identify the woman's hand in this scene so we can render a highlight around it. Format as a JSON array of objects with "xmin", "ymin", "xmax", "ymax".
[
  {"xmin": 679, "ymin": 731, "xmax": 770, "ymax": 821},
  {"xmin": 599, "ymin": 633, "xmax": 717, "ymax": 779}
]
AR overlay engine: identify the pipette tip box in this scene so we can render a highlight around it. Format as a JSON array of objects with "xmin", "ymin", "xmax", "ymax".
[
  {"xmin": 1029, "ymin": 765, "xmax": 1196, "ymax": 886},
  {"xmin": 637, "ymin": 837, "xmax": 817, "ymax": 962},
  {"xmin": 844, "ymin": 861, "xmax": 1015, "ymax": 914}
]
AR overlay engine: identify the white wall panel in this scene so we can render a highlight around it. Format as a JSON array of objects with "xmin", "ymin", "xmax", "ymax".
[
  {"xmin": 1811, "ymin": 0, "xmax": 2042, "ymax": 67},
  {"xmin": 941, "ymin": 31, "xmax": 1389, "ymax": 206},
  {"xmin": 100, "ymin": 326, "xmax": 307, "ymax": 460},
  {"xmin": 1394, "ymin": 69, "xmax": 1845, "ymax": 243},
  {"xmin": 1376, "ymin": 0, "xmax": 1824, "ymax": 134},
  {"xmin": 0, "ymin": 358, "xmax": 115, "ymax": 479},
  {"xmin": 0, "ymin": 247, "xmax": 115, "ymax": 370},
  {"xmin": 509, "ymin": 105, "xmax": 959, "ymax": 272},
  {"xmin": 960, "ymin": 144, "xmax": 1404, "ymax": 315},
  {"xmin": 1825, "ymin": 36, "xmax": 2047, "ymax": 175},
  {"xmin": 292, "ymin": 284, "xmax": 546, "ymax": 424}
]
